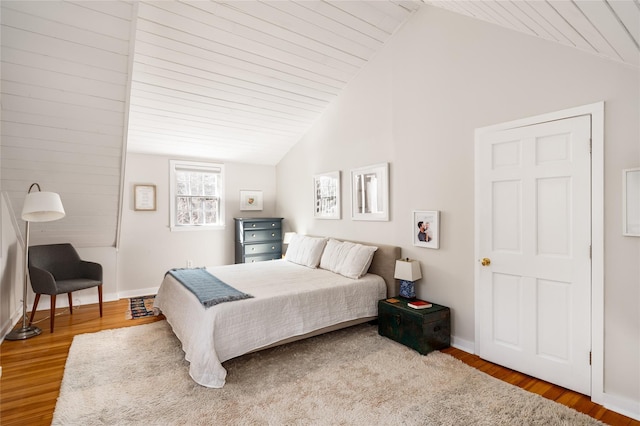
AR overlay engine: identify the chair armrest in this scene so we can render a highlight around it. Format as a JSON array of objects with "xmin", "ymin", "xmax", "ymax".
[
  {"xmin": 28, "ymin": 266, "xmax": 57, "ymax": 295},
  {"xmin": 80, "ymin": 260, "xmax": 102, "ymax": 282}
]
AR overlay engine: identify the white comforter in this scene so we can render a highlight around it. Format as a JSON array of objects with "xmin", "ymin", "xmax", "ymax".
[{"xmin": 154, "ymin": 259, "xmax": 386, "ymax": 388}]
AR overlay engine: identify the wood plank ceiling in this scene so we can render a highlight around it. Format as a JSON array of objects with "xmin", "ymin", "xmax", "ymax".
[
  {"xmin": 126, "ymin": 0, "xmax": 639, "ymax": 166},
  {"xmin": 126, "ymin": 0, "xmax": 420, "ymax": 165},
  {"xmin": 424, "ymin": 0, "xmax": 640, "ymax": 68}
]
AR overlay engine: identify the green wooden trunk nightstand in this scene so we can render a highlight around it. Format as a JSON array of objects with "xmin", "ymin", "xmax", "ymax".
[{"xmin": 378, "ymin": 298, "xmax": 451, "ymax": 355}]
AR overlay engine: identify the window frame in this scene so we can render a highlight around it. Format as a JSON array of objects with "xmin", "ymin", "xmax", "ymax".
[{"xmin": 169, "ymin": 159, "xmax": 225, "ymax": 231}]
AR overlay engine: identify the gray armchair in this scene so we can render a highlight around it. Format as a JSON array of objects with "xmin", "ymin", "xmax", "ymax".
[{"xmin": 28, "ymin": 243, "xmax": 103, "ymax": 333}]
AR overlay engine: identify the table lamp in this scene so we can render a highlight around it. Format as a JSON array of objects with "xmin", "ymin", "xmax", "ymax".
[
  {"xmin": 282, "ymin": 231, "xmax": 296, "ymax": 255},
  {"xmin": 283, "ymin": 232, "xmax": 296, "ymax": 245},
  {"xmin": 394, "ymin": 258, "xmax": 422, "ymax": 299}
]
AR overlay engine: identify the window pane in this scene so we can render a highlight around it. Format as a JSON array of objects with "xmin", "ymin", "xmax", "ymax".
[
  {"xmin": 204, "ymin": 197, "xmax": 218, "ymax": 223},
  {"xmin": 189, "ymin": 173, "xmax": 203, "ymax": 196},
  {"xmin": 176, "ymin": 172, "xmax": 189, "ymax": 196},
  {"xmin": 176, "ymin": 197, "xmax": 191, "ymax": 225},
  {"xmin": 203, "ymin": 174, "xmax": 217, "ymax": 196},
  {"xmin": 190, "ymin": 197, "xmax": 204, "ymax": 224}
]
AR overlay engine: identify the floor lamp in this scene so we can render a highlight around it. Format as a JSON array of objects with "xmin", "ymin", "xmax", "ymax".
[{"xmin": 5, "ymin": 183, "xmax": 65, "ymax": 340}]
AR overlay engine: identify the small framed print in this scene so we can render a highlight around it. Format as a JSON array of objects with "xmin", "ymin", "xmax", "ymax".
[
  {"xmin": 313, "ymin": 171, "xmax": 341, "ymax": 219},
  {"xmin": 134, "ymin": 184, "xmax": 156, "ymax": 211},
  {"xmin": 413, "ymin": 210, "xmax": 440, "ymax": 249},
  {"xmin": 240, "ymin": 190, "xmax": 263, "ymax": 211}
]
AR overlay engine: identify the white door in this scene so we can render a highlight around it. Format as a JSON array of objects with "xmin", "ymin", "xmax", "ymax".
[{"xmin": 476, "ymin": 115, "xmax": 592, "ymax": 395}]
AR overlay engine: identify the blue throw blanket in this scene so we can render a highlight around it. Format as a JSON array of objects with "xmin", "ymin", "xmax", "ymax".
[{"xmin": 166, "ymin": 268, "xmax": 253, "ymax": 308}]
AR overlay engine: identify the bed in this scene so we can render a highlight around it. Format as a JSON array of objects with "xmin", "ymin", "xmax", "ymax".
[{"xmin": 154, "ymin": 236, "xmax": 401, "ymax": 388}]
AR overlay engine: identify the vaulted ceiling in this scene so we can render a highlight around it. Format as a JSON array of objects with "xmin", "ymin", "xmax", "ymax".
[
  {"xmin": 126, "ymin": 0, "xmax": 640, "ymax": 166},
  {"xmin": 126, "ymin": 1, "xmax": 420, "ymax": 165}
]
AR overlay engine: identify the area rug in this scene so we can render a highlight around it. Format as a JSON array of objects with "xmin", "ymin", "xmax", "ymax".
[
  {"xmin": 124, "ymin": 295, "xmax": 155, "ymax": 319},
  {"xmin": 52, "ymin": 321, "xmax": 603, "ymax": 425}
]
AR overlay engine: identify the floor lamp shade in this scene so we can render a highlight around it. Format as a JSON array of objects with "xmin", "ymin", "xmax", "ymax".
[
  {"xmin": 22, "ymin": 191, "xmax": 65, "ymax": 222},
  {"xmin": 5, "ymin": 184, "xmax": 65, "ymax": 341}
]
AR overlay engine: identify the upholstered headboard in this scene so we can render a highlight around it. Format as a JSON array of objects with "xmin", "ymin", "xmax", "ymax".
[{"xmin": 336, "ymin": 238, "xmax": 401, "ymax": 298}]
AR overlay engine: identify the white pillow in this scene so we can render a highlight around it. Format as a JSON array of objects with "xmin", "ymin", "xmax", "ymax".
[
  {"xmin": 284, "ymin": 235, "xmax": 327, "ymax": 268},
  {"xmin": 320, "ymin": 239, "xmax": 378, "ymax": 279},
  {"xmin": 319, "ymin": 239, "xmax": 350, "ymax": 272}
]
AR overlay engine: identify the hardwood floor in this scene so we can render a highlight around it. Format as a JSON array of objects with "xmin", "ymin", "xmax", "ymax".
[
  {"xmin": 440, "ymin": 346, "xmax": 639, "ymax": 426},
  {"xmin": 1, "ymin": 299, "xmax": 638, "ymax": 426}
]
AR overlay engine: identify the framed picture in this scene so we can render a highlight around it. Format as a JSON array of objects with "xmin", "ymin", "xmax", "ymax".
[
  {"xmin": 134, "ymin": 184, "xmax": 156, "ymax": 211},
  {"xmin": 313, "ymin": 171, "xmax": 341, "ymax": 219},
  {"xmin": 623, "ymin": 167, "xmax": 640, "ymax": 236},
  {"xmin": 240, "ymin": 190, "xmax": 263, "ymax": 211},
  {"xmin": 351, "ymin": 162, "xmax": 389, "ymax": 221},
  {"xmin": 413, "ymin": 210, "xmax": 440, "ymax": 249}
]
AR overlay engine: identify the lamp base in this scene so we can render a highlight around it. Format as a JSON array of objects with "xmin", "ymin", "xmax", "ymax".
[
  {"xmin": 399, "ymin": 280, "xmax": 416, "ymax": 299},
  {"xmin": 5, "ymin": 325, "xmax": 42, "ymax": 341}
]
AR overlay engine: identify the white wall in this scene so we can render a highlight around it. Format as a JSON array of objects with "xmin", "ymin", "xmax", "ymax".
[
  {"xmin": 276, "ymin": 6, "xmax": 639, "ymax": 415},
  {"xmin": 117, "ymin": 153, "xmax": 278, "ymax": 297},
  {"xmin": 1, "ymin": 192, "xmax": 22, "ymax": 337}
]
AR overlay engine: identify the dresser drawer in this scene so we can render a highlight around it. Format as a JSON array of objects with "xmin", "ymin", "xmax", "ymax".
[
  {"xmin": 244, "ymin": 242, "xmax": 282, "ymax": 255},
  {"xmin": 243, "ymin": 229, "xmax": 282, "ymax": 243},
  {"xmin": 241, "ymin": 220, "xmax": 281, "ymax": 231},
  {"xmin": 243, "ymin": 253, "xmax": 282, "ymax": 263}
]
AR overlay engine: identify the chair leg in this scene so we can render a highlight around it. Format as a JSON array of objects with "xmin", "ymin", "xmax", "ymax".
[
  {"xmin": 50, "ymin": 294, "xmax": 56, "ymax": 333},
  {"xmin": 68, "ymin": 292, "xmax": 73, "ymax": 314},
  {"xmin": 98, "ymin": 285, "xmax": 103, "ymax": 317},
  {"xmin": 29, "ymin": 293, "xmax": 41, "ymax": 325}
]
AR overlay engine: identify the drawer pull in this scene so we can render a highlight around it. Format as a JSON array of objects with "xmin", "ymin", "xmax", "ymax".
[
  {"xmin": 271, "ymin": 246, "xmax": 275, "ymax": 250},
  {"xmin": 251, "ymin": 224, "xmax": 256, "ymax": 228},
  {"xmin": 251, "ymin": 247, "xmax": 255, "ymax": 251},
  {"xmin": 271, "ymin": 223, "xmax": 276, "ymax": 227},
  {"xmin": 251, "ymin": 233, "xmax": 256, "ymax": 238},
  {"xmin": 271, "ymin": 233, "xmax": 275, "ymax": 237},
  {"xmin": 433, "ymin": 325, "xmax": 442, "ymax": 332},
  {"xmin": 393, "ymin": 314, "xmax": 401, "ymax": 326}
]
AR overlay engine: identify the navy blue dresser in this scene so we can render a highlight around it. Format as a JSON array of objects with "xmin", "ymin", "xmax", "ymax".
[{"xmin": 234, "ymin": 218, "xmax": 283, "ymax": 263}]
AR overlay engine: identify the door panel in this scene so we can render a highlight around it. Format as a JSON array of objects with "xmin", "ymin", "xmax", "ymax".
[{"xmin": 477, "ymin": 115, "xmax": 592, "ymax": 395}]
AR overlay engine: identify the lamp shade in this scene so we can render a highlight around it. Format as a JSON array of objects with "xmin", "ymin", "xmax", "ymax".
[
  {"xmin": 283, "ymin": 232, "xmax": 296, "ymax": 244},
  {"xmin": 22, "ymin": 191, "xmax": 65, "ymax": 222},
  {"xmin": 394, "ymin": 259, "xmax": 422, "ymax": 281}
]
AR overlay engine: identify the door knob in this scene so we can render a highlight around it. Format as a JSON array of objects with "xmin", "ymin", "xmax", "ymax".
[{"xmin": 480, "ymin": 258, "xmax": 491, "ymax": 266}]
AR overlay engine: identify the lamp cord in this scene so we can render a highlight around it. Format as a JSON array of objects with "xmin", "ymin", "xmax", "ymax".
[{"xmin": 30, "ymin": 305, "xmax": 86, "ymax": 325}]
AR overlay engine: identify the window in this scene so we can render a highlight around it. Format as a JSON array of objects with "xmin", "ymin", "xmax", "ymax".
[{"xmin": 169, "ymin": 160, "xmax": 225, "ymax": 230}]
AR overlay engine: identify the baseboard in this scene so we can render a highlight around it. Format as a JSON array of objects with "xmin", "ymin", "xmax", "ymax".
[
  {"xmin": 450, "ymin": 335, "xmax": 475, "ymax": 354},
  {"xmin": 117, "ymin": 287, "xmax": 159, "ymax": 300},
  {"xmin": 599, "ymin": 392, "xmax": 640, "ymax": 421},
  {"xmin": 0, "ymin": 309, "xmax": 24, "ymax": 343}
]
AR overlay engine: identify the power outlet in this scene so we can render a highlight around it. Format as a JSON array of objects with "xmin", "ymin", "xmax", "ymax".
[{"xmin": 186, "ymin": 260, "xmax": 193, "ymax": 268}]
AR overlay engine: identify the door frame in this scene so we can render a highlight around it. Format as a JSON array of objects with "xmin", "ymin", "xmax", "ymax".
[{"xmin": 473, "ymin": 102, "xmax": 604, "ymax": 403}]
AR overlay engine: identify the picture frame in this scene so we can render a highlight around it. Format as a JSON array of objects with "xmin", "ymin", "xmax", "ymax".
[
  {"xmin": 350, "ymin": 162, "xmax": 389, "ymax": 221},
  {"xmin": 313, "ymin": 171, "xmax": 341, "ymax": 219},
  {"xmin": 240, "ymin": 190, "xmax": 263, "ymax": 211},
  {"xmin": 134, "ymin": 184, "xmax": 156, "ymax": 211},
  {"xmin": 413, "ymin": 210, "xmax": 440, "ymax": 249},
  {"xmin": 623, "ymin": 168, "xmax": 640, "ymax": 236}
]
